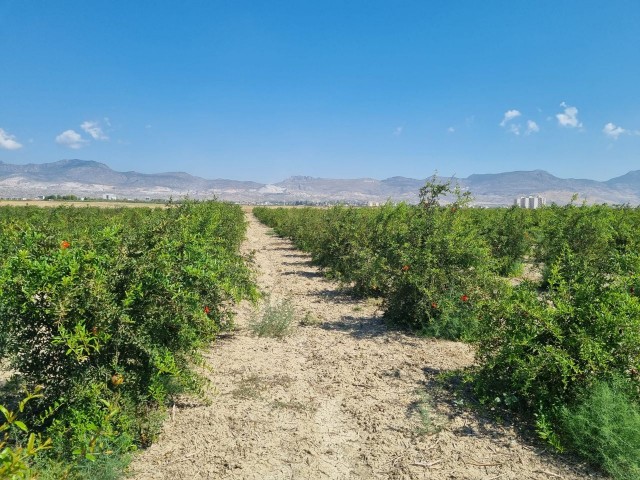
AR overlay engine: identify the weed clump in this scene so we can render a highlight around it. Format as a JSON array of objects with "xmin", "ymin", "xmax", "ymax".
[
  {"xmin": 415, "ymin": 392, "xmax": 444, "ymax": 436},
  {"xmin": 560, "ymin": 378, "xmax": 640, "ymax": 480},
  {"xmin": 250, "ymin": 297, "xmax": 296, "ymax": 338},
  {"xmin": 299, "ymin": 311, "xmax": 321, "ymax": 326}
]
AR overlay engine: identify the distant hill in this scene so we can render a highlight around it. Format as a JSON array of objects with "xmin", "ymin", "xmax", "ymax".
[
  {"xmin": 606, "ymin": 170, "xmax": 640, "ymax": 193},
  {"xmin": 0, "ymin": 159, "xmax": 639, "ymax": 205},
  {"xmin": 459, "ymin": 170, "xmax": 637, "ymax": 206},
  {"xmin": 0, "ymin": 159, "xmax": 263, "ymax": 201}
]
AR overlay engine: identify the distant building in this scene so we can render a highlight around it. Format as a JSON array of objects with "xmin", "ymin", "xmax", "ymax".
[
  {"xmin": 102, "ymin": 194, "xmax": 117, "ymax": 200},
  {"xmin": 514, "ymin": 195, "xmax": 546, "ymax": 209}
]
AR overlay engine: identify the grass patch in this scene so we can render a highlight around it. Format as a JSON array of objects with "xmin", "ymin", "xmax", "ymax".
[
  {"xmin": 365, "ymin": 297, "xmax": 384, "ymax": 307},
  {"xmin": 505, "ymin": 260, "xmax": 524, "ymax": 277},
  {"xmin": 268, "ymin": 374, "xmax": 294, "ymax": 389},
  {"xmin": 299, "ymin": 311, "xmax": 322, "ymax": 326},
  {"xmin": 232, "ymin": 374, "xmax": 267, "ymax": 399},
  {"xmin": 415, "ymin": 392, "xmax": 445, "ymax": 436},
  {"xmin": 250, "ymin": 297, "xmax": 296, "ymax": 338},
  {"xmin": 232, "ymin": 373, "xmax": 293, "ymax": 400}
]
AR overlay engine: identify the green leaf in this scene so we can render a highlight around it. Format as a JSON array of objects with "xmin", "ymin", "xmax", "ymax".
[
  {"xmin": 26, "ymin": 433, "xmax": 36, "ymax": 453},
  {"xmin": 13, "ymin": 421, "xmax": 28, "ymax": 433}
]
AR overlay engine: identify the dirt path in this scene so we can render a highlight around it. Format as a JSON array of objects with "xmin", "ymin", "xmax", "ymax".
[{"xmin": 129, "ymin": 212, "xmax": 602, "ymax": 480}]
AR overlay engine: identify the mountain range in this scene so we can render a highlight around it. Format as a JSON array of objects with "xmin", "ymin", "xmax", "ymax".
[{"xmin": 1, "ymin": 159, "xmax": 639, "ymax": 206}]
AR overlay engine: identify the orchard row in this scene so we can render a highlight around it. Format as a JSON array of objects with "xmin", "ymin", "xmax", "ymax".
[
  {"xmin": 254, "ymin": 186, "xmax": 640, "ymax": 479},
  {"xmin": 0, "ymin": 201, "xmax": 257, "ymax": 478}
]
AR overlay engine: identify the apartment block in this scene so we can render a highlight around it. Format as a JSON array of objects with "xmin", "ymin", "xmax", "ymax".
[{"xmin": 514, "ymin": 195, "xmax": 546, "ymax": 209}]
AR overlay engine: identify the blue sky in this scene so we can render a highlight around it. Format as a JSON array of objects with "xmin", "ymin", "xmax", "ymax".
[{"xmin": 1, "ymin": 1, "xmax": 639, "ymax": 183}]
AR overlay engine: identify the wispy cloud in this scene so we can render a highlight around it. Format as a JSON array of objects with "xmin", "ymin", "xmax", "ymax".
[
  {"xmin": 556, "ymin": 102, "xmax": 582, "ymax": 128},
  {"xmin": 500, "ymin": 109, "xmax": 525, "ymax": 135},
  {"xmin": 526, "ymin": 120, "xmax": 540, "ymax": 135},
  {"xmin": 393, "ymin": 126, "xmax": 403, "ymax": 136},
  {"xmin": 0, "ymin": 128, "xmax": 23, "ymax": 150},
  {"xmin": 508, "ymin": 123, "xmax": 521, "ymax": 135},
  {"xmin": 602, "ymin": 122, "xmax": 626, "ymax": 140},
  {"xmin": 500, "ymin": 109, "xmax": 540, "ymax": 136},
  {"xmin": 55, "ymin": 129, "xmax": 88, "ymax": 149},
  {"xmin": 81, "ymin": 120, "xmax": 108, "ymax": 140},
  {"xmin": 500, "ymin": 109, "xmax": 521, "ymax": 127},
  {"xmin": 447, "ymin": 126, "xmax": 455, "ymax": 133}
]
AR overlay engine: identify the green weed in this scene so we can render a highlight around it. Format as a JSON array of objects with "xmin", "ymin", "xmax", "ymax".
[
  {"xmin": 299, "ymin": 311, "xmax": 321, "ymax": 326},
  {"xmin": 415, "ymin": 392, "xmax": 444, "ymax": 436},
  {"xmin": 560, "ymin": 378, "xmax": 640, "ymax": 480},
  {"xmin": 250, "ymin": 297, "xmax": 296, "ymax": 338}
]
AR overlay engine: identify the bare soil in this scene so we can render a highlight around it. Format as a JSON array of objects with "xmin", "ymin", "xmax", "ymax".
[{"xmin": 129, "ymin": 211, "xmax": 603, "ymax": 480}]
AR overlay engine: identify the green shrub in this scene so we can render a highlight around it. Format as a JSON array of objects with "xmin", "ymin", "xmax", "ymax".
[
  {"xmin": 475, "ymin": 254, "xmax": 640, "ymax": 412},
  {"xmin": 382, "ymin": 202, "xmax": 501, "ymax": 340},
  {"xmin": 560, "ymin": 378, "xmax": 640, "ymax": 480},
  {"xmin": 364, "ymin": 180, "xmax": 499, "ymax": 339},
  {"xmin": 534, "ymin": 204, "xmax": 640, "ymax": 282},
  {"xmin": 470, "ymin": 206, "xmax": 534, "ymax": 276}
]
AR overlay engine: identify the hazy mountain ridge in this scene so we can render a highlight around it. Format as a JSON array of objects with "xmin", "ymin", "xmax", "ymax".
[{"xmin": 0, "ymin": 160, "xmax": 639, "ymax": 205}]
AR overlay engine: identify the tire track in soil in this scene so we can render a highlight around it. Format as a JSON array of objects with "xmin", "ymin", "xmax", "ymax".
[{"xmin": 129, "ymin": 210, "xmax": 604, "ymax": 480}]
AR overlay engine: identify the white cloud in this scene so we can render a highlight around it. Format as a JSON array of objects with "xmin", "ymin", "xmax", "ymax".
[
  {"xmin": 500, "ymin": 109, "xmax": 540, "ymax": 136},
  {"xmin": 0, "ymin": 128, "xmax": 23, "ymax": 150},
  {"xmin": 603, "ymin": 122, "xmax": 627, "ymax": 140},
  {"xmin": 393, "ymin": 126, "xmax": 403, "ymax": 136},
  {"xmin": 526, "ymin": 120, "xmax": 540, "ymax": 135},
  {"xmin": 556, "ymin": 102, "xmax": 582, "ymax": 128},
  {"xmin": 447, "ymin": 127, "xmax": 455, "ymax": 133},
  {"xmin": 55, "ymin": 130, "xmax": 88, "ymax": 149},
  {"xmin": 81, "ymin": 120, "xmax": 108, "ymax": 140},
  {"xmin": 500, "ymin": 109, "xmax": 521, "ymax": 127}
]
